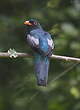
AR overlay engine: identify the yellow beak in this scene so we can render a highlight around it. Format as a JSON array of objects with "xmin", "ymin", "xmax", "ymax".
[{"xmin": 24, "ymin": 21, "xmax": 32, "ymax": 25}]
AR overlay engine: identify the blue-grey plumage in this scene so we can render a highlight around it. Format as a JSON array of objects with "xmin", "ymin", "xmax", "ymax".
[
  {"xmin": 34, "ymin": 54, "xmax": 49, "ymax": 86},
  {"xmin": 24, "ymin": 19, "xmax": 54, "ymax": 86}
]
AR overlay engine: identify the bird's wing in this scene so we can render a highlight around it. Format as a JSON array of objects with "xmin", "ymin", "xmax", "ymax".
[
  {"xmin": 27, "ymin": 34, "xmax": 39, "ymax": 48},
  {"xmin": 26, "ymin": 30, "xmax": 54, "ymax": 56},
  {"xmin": 46, "ymin": 33, "xmax": 54, "ymax": 50},
  {"xmin": 43, "ymin": 32, "xmax": 54, "ymax": 56}
]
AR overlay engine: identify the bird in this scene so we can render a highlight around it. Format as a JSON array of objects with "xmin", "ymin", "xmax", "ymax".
[{"xmin": 24, "ymin": 19, "xmax": 54, "ymax": 86}]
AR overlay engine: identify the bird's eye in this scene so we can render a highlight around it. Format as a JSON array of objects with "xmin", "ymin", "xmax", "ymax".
[
  {"xmin": 29, "ymin": 21, "xmax": 37, "ymax": 25},
  {"xmin": 33, "ymin": 22, "xmax": 37, "ymax": 25}
]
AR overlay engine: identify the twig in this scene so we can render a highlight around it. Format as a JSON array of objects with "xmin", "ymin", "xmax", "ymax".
[
  {"xmin": 0, "ymin": 52, "xmax": 31, "ymax": 58},
  {"xmin": 0, "ymin": 49, "xmax": 80, "ymax": 62},
  {"xmin": 51, "ymin": 54, "xmax": 80, "ymax": 62}
]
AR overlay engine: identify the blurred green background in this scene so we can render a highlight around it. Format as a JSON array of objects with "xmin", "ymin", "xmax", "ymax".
[{"xmin": 0, "ymin": 0, "xmax": 80, "ymax": 110}]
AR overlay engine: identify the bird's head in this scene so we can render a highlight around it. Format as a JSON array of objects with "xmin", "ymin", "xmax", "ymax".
[{"xmin": 24, "ymin": 19, "xmax": 41, "ymax": 30}]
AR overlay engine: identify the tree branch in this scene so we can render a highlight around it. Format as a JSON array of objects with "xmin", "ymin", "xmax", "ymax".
[
  {"xmin": 51, "ymin": 54, "xmax": 80, "ymax": 62},
  {"xmin": 0, "ymin": 49, "xmax": 80, "ymax": 62}
]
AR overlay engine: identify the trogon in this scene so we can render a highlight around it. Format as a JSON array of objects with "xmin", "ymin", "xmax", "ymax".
[{"xmin": 24, "ymin": 19, "xmax": 54, "ymax": 86}]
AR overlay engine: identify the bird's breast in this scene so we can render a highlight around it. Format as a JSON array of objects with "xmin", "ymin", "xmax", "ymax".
[{"xmin": 39, "ymin": 38, "xmax": 48, "ymax": 52}]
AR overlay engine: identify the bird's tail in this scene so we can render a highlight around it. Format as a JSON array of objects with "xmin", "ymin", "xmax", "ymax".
[{"xmin": 34, "ymin": 54, "xmax": 50, "ymax": 86}]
